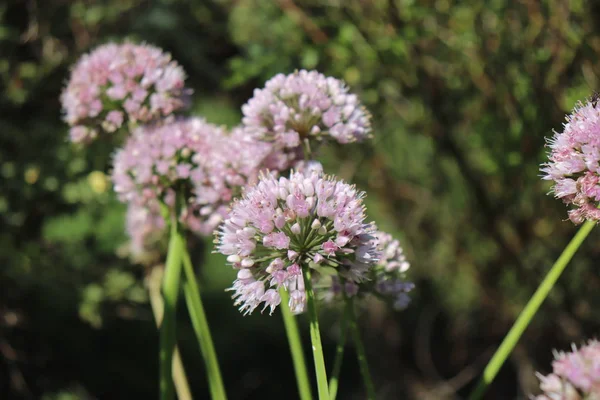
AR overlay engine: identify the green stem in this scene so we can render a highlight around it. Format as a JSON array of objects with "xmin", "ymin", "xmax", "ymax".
[
  {"xmin": 279, "ymin": 288, "xmax": 313, "ymax": 400},
  {"xmin": 303, "ymin": 138, "xmax": 313, "ymax": 160},
  {"xmin": 468, "ymin": 219, "xmax": 596, "ymax": 400},
  {"xmin": 303, "ymin": 268, "xmax": 330, "ymax": 400},
  {"xmin": 147, "ymin": 267, "xmax": 193, "ymax": 400},
  {"xmin": 181, "ymin": 247, "xmax": 227, "ymax": 400},
  {"xmin": 347, "ymin": 297, "xmax": 376, "ymax": 400},
  {"xmin": 160, "ymin": 215, "xmax": 185, "ymax": 400},
  {"xmin": 328, "ymin": 304, "xmax": 350, "ymax": 400}
]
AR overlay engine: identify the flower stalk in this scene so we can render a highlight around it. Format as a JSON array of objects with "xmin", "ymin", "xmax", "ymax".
[
  {"xmin": 159, "ymin": 211, "xmax": 185, "ymax": 400},
  {"xmin": 279, "ymin": 288, "xmax": 313, "ymax": 400},
  {"xmin": 469, "ymin": 219, "xmax": 596, "ymax": 400},
  {"xmin": 346, "ymin": 297, "xmax": 376, "ymax": 400},
  {"xmin": 328, "ymin": 304, "xmax": 349, "ymax": 400},
  {"xmin": 147, "ymin": 267, "xmax": 193, "ymax": 400},
  {"xmin": 304, "ymin": 268, "xmax": 330, "ymax": 400},
  {"xmin": 181, "ymin": 247, "xmax": 227, "ymax": 400}
]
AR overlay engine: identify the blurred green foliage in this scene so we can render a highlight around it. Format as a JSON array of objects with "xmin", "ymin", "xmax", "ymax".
[{"xmin": 1, "ymin": 0, "xmax": 600, "ymax": 399}]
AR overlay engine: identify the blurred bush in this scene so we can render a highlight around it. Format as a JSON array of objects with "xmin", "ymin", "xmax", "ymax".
[{"xmin": 1, "ymin": 0, "xmax": 599, "ymax": 399}]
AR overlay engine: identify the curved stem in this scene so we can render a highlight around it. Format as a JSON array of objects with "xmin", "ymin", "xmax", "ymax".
[
  {"xmin": 160, "ymin": 215, "xmax": 184, "ymax": 400},
  {"xmin": 328, "ymin": 304, "xmax": 350, "ymax": 400},
  {"xmin": 468, "ymin": 220, "xmax": 596, "ymax": 400},
  {"xmin": 279, "ymin": 288, "xmax": 313, "ymax": 400},
  {"xmin": 303, "ymin": 269, "xmax": 330, "ymax": 400},
  {"xmin": 347, "ymin": 297, "xmax": 376, "ymax": 400},
  {"xmin": 181, "ymin": 248, "xmax": 227, "ymax": 400}
]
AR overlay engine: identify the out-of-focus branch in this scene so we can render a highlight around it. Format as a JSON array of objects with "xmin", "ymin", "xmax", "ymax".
[{"xmin": 276, "ymin": 0, "xmax": 328, "ymax": 44}]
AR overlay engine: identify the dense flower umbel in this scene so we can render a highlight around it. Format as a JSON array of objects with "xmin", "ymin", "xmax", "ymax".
[
  {"xmin": 322, "ymin": 231, "xmax": 414, "ymax": 310},
  {"xmin": 216, "ymin": 170, "xmax": 380, "ymax": 315},
  {"xmin": 113, "ymin": 118, "xmax": 269, "ymax": 236},
  {"xmin": 241, "ymin": 70, "xmax": 371, "ymax": 158},
  {"xmin": 61, "ymin": 42, "xmax": 189, "ymax": 143},
  {"xmin": 534, "ymin": 340, "xmax": 600, "ymax": 400},
  {"xmin": 542, "ymin": 97, "xmax": 600, "ymax": 223}
]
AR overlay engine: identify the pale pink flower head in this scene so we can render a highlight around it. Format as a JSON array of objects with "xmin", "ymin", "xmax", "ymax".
[
  {"xmin": 241, "ymin": 70, "xmax": 371, "ymax": 163},
  {"xmin": 319, "ymin": 230, "xmax": 414, "ymax": 310},
  {"xmin": 228, "ymin": 126, "xmax": 298, "ymax": 174},
  {"xmin": 61, "ymin": 42, "xmax": 190, "ymax": 144},
  {"xmin": 542, "ymin": 97, "xmax": 600, "ymax": 223},
  {"xmin": 112, "ymin": 117, "xmax": 266, "ymax": 236},
  {"xmin": 534, "ymin": 340, "xmax": 600, "ymax": 399},
  {"xmin": 125, "ymin": 200, "xmax": 166, "ymax": 257},
  {"xmin": 216, "ymin": 169, "xmax": 380, "ymax": 315}
]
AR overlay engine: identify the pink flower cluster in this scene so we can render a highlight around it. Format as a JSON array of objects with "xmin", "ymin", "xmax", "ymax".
[
  {"xmin": 112, "ymin": 118, "xmax": 271, "ymax": 236},
  {"xmin": 542, "ymin": 98, "xmax": 600, "ymax": 223},
  {"xmin": 125, "ymin": 201, "xmax": 166, "ymax": 256},
  {"xmin": 61, "ymin": 42, "xmax": 189, "ymax": 143},
  {"xmin": 534, "ymin": 340, "xmax": 600, "ymax": 400},
  {"xmin": 322, "ymin": 231, "xmax": 414, "ymax": 310},
  {"xmin": 241, "ymin": 70, "xmax": 371, "ymax": 162},
  {"xmin": 371, "ymin": 231, "xmax": 414, "ymax": 309},
  {"xmin": 216, "ymin": 170, "xmax": 380, "ymax": 315}
]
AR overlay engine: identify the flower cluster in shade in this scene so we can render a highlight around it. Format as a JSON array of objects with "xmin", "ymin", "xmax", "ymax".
[
  {"xmin": 542, "ymin": 97, "xmax": 600, "ymax": 223},
  {"xmin": 112, "ymin": 117, "xmax": 272, "ymax": 236},
  {"xmin": 216, "ymin": 169, "xmax": 380, "ymax": 315},
  {"xmin": 241, "ymin": 69, "xmax": 371, "ymax": 164},
  {"xmin": 321, "ymin": 230, "xmax": 414, "ymax": 310},
  {"xmin": 61, "ymin": 42, "xmax": 189, "ymax": 144},
  {"xmin": 534, "ymin": 340, "xmax": 600, "ymax": 400}
]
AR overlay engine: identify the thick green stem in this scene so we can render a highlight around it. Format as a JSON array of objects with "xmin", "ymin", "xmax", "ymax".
[
  {"xmin": 469, "ymin": 220, "xmax": 596, "ymax": 400},
  {"xmin": 347, "ymin": 297, "xmax": 376, "ymax": 400},
  {"xmin": 181, "ymin": 247, "xmax": 227, "ymax": 400},
  {"xmin": 328, "ymin": 304, "xmax": 350, "ymax": 400},
  {"xmin": 303, "ymin": 269, "xmax": 330, "ymax": 400},
  {"xmin": 279, "ymin": 288, "xmax": 313, "ymax": 400},
  {"xmin": 147, "ymin": 267, "xmax": 193, "ymax": 400},
  {"xmin": 160, "ymin": 216, "xmax": 185, "ymax": 400}
]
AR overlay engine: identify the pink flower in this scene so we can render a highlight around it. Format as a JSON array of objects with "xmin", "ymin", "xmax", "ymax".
[
  {"xmin": 216, "ymin": 170, "xmax": 380, "ymax": 315},
  {"xmin": 125, "ymin": 200, "xmax": 166, "ymax": 257},
  {"xmin": 322, "ymin": 240, "xmax": 338, "ymax": 255},
  {"xmin": 112, "ymin": 117, "xmax": 269, "ymax": 236},
  {"xmin": 263, "ymin": 232, "xmax": 291, "ymax": 249},
  {"xmin": 61, "ymin": 42, "xmax": 190, "ymax": 144},
  {"xmin": 241, "ymin": 70, "xmax": 371, "ymax": 165},
  {"xmin": 319, "ymin": 230, "xmax": 414, "ymax": 310},
  {"xmin": 542, "ymin": 96, "xmax": 600, "ymax": 223},
  {"xmin": 535, "ymin": 340, "xmax": 600, "ymax": 399}
]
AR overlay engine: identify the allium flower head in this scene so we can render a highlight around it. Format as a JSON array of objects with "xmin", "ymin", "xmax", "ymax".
[
  {"xmin": 542, "ymin": 97, "xmax": 600, "ymax": 223},
  {"xmin": 241, "ymin": 70, "xmax": 371, "ymax": 156},
  {"xmin": 125, "ymin": 200, "xmax": 166, "ymax": 257},
  {"xmin": 321, "ymin": 230, "xmax": 414, "ymax": 310},
  {"xmin": 216, "ymin": 170, "xmax": 380, "ymax": 315},
  {"xmin": 61, "ymin": 42, "xmax": 189, "ymax": 143},
  {"xmin": 534, "ymin": 340, "xmax": 600, "ymax": 400},
  {"xmin": 112, "ymin": 118, "xmax": 268, "ymax": 236}
]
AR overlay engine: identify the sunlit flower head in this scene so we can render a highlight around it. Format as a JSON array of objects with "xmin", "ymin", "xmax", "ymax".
[
  {"xmin": 216, "ymin": 169, "xmax": 380, "ymax": 315},
  {"xmin": 61, "ymin": 42, "xmax": 190, "ymax": 143},
  {"xmin": 112, "ymin": 118, "xmax": 268, "ymax": 236},
  {"xmin": 534, "ymin": 340, "xmax": 600, "ymax": 400},
  {"xmin": 542, "ymin": 96, "xmax": 600, "ymax": 223},
  {"xmin": 241, "ymin": 70, "xmax": 371, "ymax": 161}
]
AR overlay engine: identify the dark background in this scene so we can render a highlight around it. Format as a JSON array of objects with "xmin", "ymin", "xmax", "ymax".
[{"xmin": 1, "ymin": 0, "xmax": 599, "ymax": 399}]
